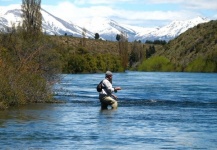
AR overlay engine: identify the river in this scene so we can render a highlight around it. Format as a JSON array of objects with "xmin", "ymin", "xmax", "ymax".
[{"xmin": 0, "ymin": 71, "xmax": 217, "ymax": 149}]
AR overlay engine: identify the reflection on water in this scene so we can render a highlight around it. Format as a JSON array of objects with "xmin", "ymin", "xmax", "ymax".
[
  {"xmin": 0, "ymin": 104, "xmax": 51, "ymax": 126},
  {"xmin": 0, "ymin": 72, "xmax": 217, "ymax": 149}
]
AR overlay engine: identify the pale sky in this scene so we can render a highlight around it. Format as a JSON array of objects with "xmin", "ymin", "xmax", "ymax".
[{"xmin": 1, "ymin": 0, "xmax": 217, "ymax": 27}]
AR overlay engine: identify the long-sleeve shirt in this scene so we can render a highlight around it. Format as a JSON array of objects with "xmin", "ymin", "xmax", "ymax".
[{"xmin": 99, "ymin": 78, "xmax": 115, "ymax": 99}]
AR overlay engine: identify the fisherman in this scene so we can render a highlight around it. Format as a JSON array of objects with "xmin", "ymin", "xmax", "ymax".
[{"xmin": 99, "ymin": 71, "xmax": 121, "ymax": 109}]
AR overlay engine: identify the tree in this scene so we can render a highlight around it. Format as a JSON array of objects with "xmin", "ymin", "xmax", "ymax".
[
  {"xmin": 116, "ymin": 34, "xmax": 121, "ymax": 41},
  {"xmin": 95, "ymin": 33, "xmax": 99, "ymax": 39},
  {"xmin": 81, "ymin": 27, "xmax": 87, "ymax": 47},
  {"xmin": 82, "ymin": 27, "xmax": 86, "ymax": 38},
  {"xmin": 129, "ymin": 41, "xmax": 144, "ymax": 67},
  {"xmin": 146, "ymin": 45, "xmax": 155, "ymax": 58},
  {"xmin": 118, "ymin": 31, "xmax": 128, "ymax": 70},
  {"xmin": 21, "ymin": 0, "xmax": 42, "ymax": 37}
]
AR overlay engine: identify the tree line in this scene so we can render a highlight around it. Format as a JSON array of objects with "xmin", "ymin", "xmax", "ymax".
[{"xmin": 145, "ymin": 40, "xmax": 167, "ymax": 45}]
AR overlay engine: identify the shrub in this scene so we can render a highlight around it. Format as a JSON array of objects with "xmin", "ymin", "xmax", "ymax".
[
  {"xmin": 138, "ymin": 56, "xmax": 175, "ymax": 72},
  {"xmin": 0, "ymin": 31, "xmax": 62, "ymax": 109},
  {"xmin": 186, "ymin": 57, "xmax": 216, "ymax": 72}
]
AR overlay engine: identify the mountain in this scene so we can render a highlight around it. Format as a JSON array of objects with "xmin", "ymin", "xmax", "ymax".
[
  {"xmin": 0, "ymin": 5, "xmax": 210, "ymax": 42},
  {"xmin": 75, "ymin": 16, "xmax": 210, "ymax": 42},
  {"xmin": 74, "ymin": 17, "xmax": 139, "ymax": 41},
  {"xmin": 0, "ymin": 5, "xmax": 94, "ymax": 38},
  {"xmin": 41, "ymin": 9, "xmax": 94, "ymax": 38},
  {"xmin": 135, "ymin": 16, "xmax": 210, "ymax": 42}
]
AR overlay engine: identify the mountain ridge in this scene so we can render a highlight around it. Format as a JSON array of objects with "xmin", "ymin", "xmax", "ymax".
[{"xmin": 0, "ymin": 5, "xmax": 210, "ymax": 42}]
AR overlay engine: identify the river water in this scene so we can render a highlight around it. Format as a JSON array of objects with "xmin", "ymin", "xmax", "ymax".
[{"xmin": 0, "ymin": 71, "xmax": 217, "ymax": 149}]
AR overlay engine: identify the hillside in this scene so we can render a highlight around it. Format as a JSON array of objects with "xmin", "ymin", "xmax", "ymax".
[
  {"xmin": 50, "ymin": 36, "xmax": 120, "ymax": 55},
  {"xmin": 154, "ymin": 20, "xmax": 217, "ymax": 72},
  {"xmin": 49, "ymin": 35, "xmax": 163, "ymax": 72},
  {"xmin": 51, "ymin": 36, "xmax": 162, "ymax": 53},
  {"xmin": 49, "ymin": 20, "xmax": 217, "ymax": 73}
]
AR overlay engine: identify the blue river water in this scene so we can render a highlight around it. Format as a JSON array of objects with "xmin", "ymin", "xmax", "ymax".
[{"xmin": 0, "ymin": 71, "xmax": 217, "ymax": 149}]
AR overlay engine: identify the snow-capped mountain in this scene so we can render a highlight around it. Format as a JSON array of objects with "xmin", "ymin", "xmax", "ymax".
[
  {"xmin": 75, "ymin": 17, "xmax": 139, "ymax": 41},
  {"xmin": 134, "ymin": 16, "xmax": 210, "ymax": 42},
  {"xmin": 79, "ymin": 16, "xmax": 209, "ymax": 42},
  {"xmin": 0, "ymin": 5, "xmax": 210, "ymax": 42},
  {"xmin": 0, "ymin": 5, "xmax": 94, "ymax": 38},
  {"xmin": 41, "ymin": 9, "xmax": 94, "ymax": 37}
]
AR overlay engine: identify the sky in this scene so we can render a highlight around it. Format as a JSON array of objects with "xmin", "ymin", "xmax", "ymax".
[{"xmin": 1, "ymin": 0, "xmax": 217, "ymax": 27}]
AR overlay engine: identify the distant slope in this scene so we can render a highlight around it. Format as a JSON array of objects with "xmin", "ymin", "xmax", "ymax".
[{"xmin": 155, "ymin": 20, "xmax": 217, "ymax": 71}]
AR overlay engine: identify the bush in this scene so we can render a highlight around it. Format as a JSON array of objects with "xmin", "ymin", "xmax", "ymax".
[
  {"xmin": 186, "ymin": 57, "xmax": 217, "ymax": 72},
  {"xmin": 0, "ymin": 31, "xmax": 62, "ymax": 109},
  {"xmin": 138, "ymin": 56, "xmax": 175, "ymax": 72}
]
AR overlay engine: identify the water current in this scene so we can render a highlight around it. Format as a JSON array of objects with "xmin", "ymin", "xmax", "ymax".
[{"xmin": 0, "ymin": 71, "xmax": 217, "ymax": 149}]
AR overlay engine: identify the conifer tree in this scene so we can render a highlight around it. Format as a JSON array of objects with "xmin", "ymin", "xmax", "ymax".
[
  {"xmin": 95, "ymin": 33, "xmax": 100, "ymax": 39},
  {"xmin": 116, "ymin": 34, "xmax": 121, "ymax": 41}
]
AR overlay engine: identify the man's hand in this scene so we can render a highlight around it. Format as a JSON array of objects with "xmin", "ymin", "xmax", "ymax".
[{"xmin": 115, "ymin": 87, "xmax": 121, "ymax": 90}]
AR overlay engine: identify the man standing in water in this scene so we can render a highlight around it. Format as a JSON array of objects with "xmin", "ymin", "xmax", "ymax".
[{"xmin": 99, "ymin": 71, "xmax": 121, "ymax": 109}]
